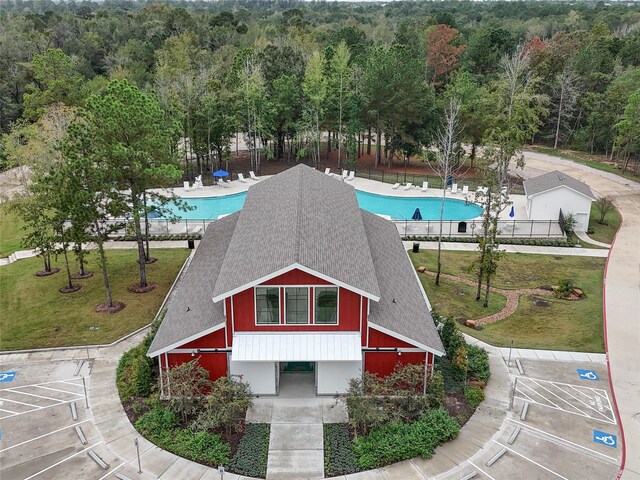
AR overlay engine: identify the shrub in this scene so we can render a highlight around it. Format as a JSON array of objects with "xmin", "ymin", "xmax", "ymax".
[
  {"xmin": 352, "ymin": 409, "xmax": 460, "ymax": 470},
  {"xmin": 594, "ymin": 195, "xmax": 615, "ymax": 224},
  {"xmin": 425, "ymin": 370, "xmax": 445, "ymax": 408},
  {"xmin": 324, "ymin": 424, "xmax": 359, "ymax": 477},
  {"xmin": 116, "ymin": 342, "xmax": 155, "ymax": 401},
  {"xmin": 229, "ymin": 423, "xmax": 270, "ymax": 477},
  {"xmin": 466, "ymin": 345, "xmax": 490, "ymax": 383},
  {"xmin": 465, "ymin": 386, "xmax": 485, "ymax": 409},
  {"xmin": 136, "ymin": 405, "xmax": 230, "ymax": 466},
  {"xmin": 555, "ymin": 279, "xmax": 574, "ymax": 298},
  {"xmin": 191, "ymin": 376, "xmax": 253, "ymax": 435},
  {"xmin": 164, "ymin": 359, "xmax": 212, "ymax": 422}
]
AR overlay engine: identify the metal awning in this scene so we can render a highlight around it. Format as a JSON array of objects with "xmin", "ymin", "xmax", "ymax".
[{"xmin": 231, "ymin": 333, "xmax": 362, "ymax": 362}]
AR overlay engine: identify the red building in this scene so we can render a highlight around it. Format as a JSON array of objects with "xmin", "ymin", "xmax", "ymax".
[{"xmin": 148, "ymin": 165, "xmax": 444, "ymax": 395}]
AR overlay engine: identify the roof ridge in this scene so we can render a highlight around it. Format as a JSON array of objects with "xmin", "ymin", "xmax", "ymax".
[{"xmin": 294, "ymin": 165, "xmax": 304, "ymax": 264}]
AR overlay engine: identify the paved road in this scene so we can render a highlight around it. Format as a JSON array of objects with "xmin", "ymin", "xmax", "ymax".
[{"xmin": 518, "ymin": 150, "xmax": 640, "ymax": 480}]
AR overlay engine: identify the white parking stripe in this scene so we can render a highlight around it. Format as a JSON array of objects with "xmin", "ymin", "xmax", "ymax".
[
  {"xmin": 32, "ymin": 385, "xmax": 84, "ymax": 397},
  {"xmin": 4, "ymin": 389, "xmax": 64, "ymax": 403},
  {"xmin": 517, "ymin": 381, "xmax": 562, "ymax": 409},
  {"xmin": 0, "ymin": 407, "xmax": 17, "ymax": 415},
  {"xmin": 493, "ymin": 440, "xmax": 570, "ymax": 479},
  {"xmin": 0, "ymin": 419, "xmax": 91, "ymax": 453},
  {"xmin": 97, "ymin": 462, "xmax": 125, "ymax": 480},
  {"xmin": 468, "ymin": 461, "xmax": 498, "ymax": 480},
  {"xmin": 0, "ymin": 397, "xmax": 39, "ymax": 408},
  {"xmin": 58, "ymin": 380, "xmax": 83, "ymax": 387},
  {"xmin": 507, "ymin": 419, "xmax": 618, "ymax": 463},
  {"xmin": 513, "ymin": 395, "xmax": 617, "ymax": 425},
  {"xmin": 23, "ymin": 442, "xmax": 102, "ymax": 480},
  {"xmin": 0, "ymin": 398, "xmax": 80, "ymax": 419},
  {"xmin": 546, "ymin": 382, "xmax": 614, "ymax": 422},
  {"xmin": 5, "ymin": 377, "xmax": 83, "ymax": 388},
  {"xmin": 528, "ymin": 378, "xmax": 589, "ymax": 416}
]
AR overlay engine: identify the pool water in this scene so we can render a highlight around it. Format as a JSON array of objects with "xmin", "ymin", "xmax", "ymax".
[{"xmin": 160, "ymin": 190, "xmax": 482, "ymax": 221}]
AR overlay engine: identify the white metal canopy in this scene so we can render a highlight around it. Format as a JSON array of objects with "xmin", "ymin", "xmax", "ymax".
[{"xmin": 231, "ymin": 333, "xmax": 362, "ymax": 362}]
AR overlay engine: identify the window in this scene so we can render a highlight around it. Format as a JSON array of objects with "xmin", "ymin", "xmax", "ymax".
[
  {"xmin": 256, "ymin": 287, "xmax": 280, "ymax": 324},
  {"xmin": 315, "ymin": 287, "xmax": 338, "ymax": 324},
  {"xmin": 286, "ymin": 287, "xmax": 309, "ymax": 324}
]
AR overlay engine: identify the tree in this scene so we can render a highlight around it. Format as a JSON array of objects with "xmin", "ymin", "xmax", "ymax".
[
  {"xmin": 84, "ymin": 80, "xmax": 182, "ymax": 289},
  {"xmin": 328, "ymin": 42, "xmax": 351, "ymax": 168},
  {"xmin": 552, "ymin": 68, "xmax": 581, "ymax": 149},
  {"xmin": 301, "ymin": 50, "xmax": 327, "ymax": 167},
  {"xmin": 615, "ymin": 89, "xmax": 640, "ymax": 173},
  {"xmin": 425, "ymin": 99, "xmax": 464, "ymax": 286},
  {"xmin": 426, "ymin": 24, "xmax": 466, "ymax": 85},
  {"xmin": 594, "ymin": 195, "xmax": 615, "ymax": 224}
]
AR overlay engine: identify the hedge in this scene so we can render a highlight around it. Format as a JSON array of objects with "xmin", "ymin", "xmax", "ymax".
[
  {"xmin": 352, "ymin": 409, "xmax": 460, "ymax": 470},
  {"xmin": 324, "ymin": 424, "xmax": 359, "ymax": 477},
  {"xmin": 229, "ymin": 423, "xmax": 270, "ymax": 478},
  {"xmin": 135, "ymin": 406, "xmax": 230, "ymax": 466},
  {"xmin": 404, "ymin": 235, "xmax": 576, "ymax": 247},
  {"xmin": 116, "ymin": 329, "xmax": 157, "ymax": 402},
  {"xmin": 466, "ymin": 345, "xmax": 491, "ymax": 383},
  {"xmin": 112, "ymin": 234, "xmax": 202, "ymax": 241}
]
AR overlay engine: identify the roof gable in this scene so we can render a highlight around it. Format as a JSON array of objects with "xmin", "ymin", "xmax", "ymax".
[
  {"xmin": 524, "ymin": 170, "xmax": 596, "ymax": 200},
  {"xmin": 211, "ymin": 165, "xmax": 381, "ymax": 301}
]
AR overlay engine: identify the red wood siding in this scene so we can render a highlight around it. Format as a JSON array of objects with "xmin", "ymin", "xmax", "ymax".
[
  {"xmin": 364, "ymin": 351, "xmax": 426, "ymax": 378},
  {"xmin": 263, "ymin": 269, "xmax": 331, "ymax": 285},
  {"xmin": 180, "ymin": 328, "xmax": 227, "ymax": 349},
  {"xmin": 231, "ymin": 286, "xmax": 361, "ymax": 332},
  {"xmin": 164, "ymin": 352, "xmax": 228, "ymax": 381},
  {"xmin": 368, "ymin": 327, "xmax": 417, "ymax": 348}
]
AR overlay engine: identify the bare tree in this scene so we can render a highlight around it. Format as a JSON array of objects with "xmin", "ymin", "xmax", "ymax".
[{"xmin": 553, "ymin": 68, "xmax": 581, "ymax": 149}]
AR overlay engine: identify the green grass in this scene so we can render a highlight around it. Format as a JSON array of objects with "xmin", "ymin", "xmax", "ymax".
[
  {"xmin": 409, "ymin": 250, "xmax": 605, "ymax": 352},
  {"xmin": 0, "ymin": 203, "xmax": 25, "ymax": 257},
  {"xmin": 417, "ymin": 273, "xmax": 506, "ymax": 320},
  {"xmin": 588, "ymin": 203, "xmax": 621, "ymax": 245},
  {"xmin": 0, "ymin": 248, "xmax": 190, "ymax": 350},
  {"xmin": 527, "ymin": 146, "xmax": 640, "ymax": 183}
]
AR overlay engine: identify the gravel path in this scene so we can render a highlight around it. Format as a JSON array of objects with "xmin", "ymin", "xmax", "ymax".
[{"xmin": 421, "ymin": 271, "xmax": 553, "ymax": 325}]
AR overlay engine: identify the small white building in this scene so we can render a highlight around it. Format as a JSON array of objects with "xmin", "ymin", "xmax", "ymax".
[{"xmin": 524, "ymin": 170, "xmax": 596, "ymax": 232}]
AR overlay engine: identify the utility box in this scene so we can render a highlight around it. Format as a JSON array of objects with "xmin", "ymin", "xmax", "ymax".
[
  {"xmin": 458, "ymin": 221, "xmax": 467, "ymax": 233},
  {"xmin": 187, "ymin": 238, "xmax": 195, "ymax": 249},
  {"xmin": 412, "ymin": 243, "xmax": 420, "ymax": 253}
]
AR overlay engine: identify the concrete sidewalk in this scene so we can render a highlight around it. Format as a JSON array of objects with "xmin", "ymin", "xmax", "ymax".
[{"xmin": 403, "ymin": 240, "xmax": 609, "ymax": 257}]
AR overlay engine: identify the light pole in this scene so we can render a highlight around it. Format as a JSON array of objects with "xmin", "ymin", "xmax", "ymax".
[
  {"xmin": 218, "ymin": 465, "xmax": 225, "ymax": 479},
  {"xmin": 134, "ymin": 437, "xmax": 142, "ymax": 473}
]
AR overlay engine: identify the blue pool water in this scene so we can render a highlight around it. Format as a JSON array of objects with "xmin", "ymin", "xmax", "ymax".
[{"xmin": 161, "ymin": 190, "xmax": 482, "ymax": 221}]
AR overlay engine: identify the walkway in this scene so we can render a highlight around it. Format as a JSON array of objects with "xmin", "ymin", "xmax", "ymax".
[
  {"xmin": 403, "ymin": 240, "xmax": 609, "ymax": 257},
  {"xmin": 575, "ymin": 230, "xmax": 612, "ymax": 248},
  {"xmin": 519, "ymin": 150, "xmax": 640, "ymax": 480}
]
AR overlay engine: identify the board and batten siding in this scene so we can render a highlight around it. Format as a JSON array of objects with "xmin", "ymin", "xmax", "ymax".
[{"xmin": 527, "ymin": 187, "xmax": 592, "ymax": 232}]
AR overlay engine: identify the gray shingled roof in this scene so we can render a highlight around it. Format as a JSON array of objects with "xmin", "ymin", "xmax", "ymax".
[
  {"xmin": 362, "ymin": 211, "xmax": 444, "ymax": 355},
  {"xmin": 211, "ymin": 165, "xmax": 381, "ymax": 300},
  {"xmin": 524, "ymin": 170, "xmax": 596, "ymax": 200},
  {"xmin": 147, "ymin": 213, "xmax": 239, "ymax": 357}
]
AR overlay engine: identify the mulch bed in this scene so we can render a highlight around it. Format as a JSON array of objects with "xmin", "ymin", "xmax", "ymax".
[
  {"xmin": 35, "ymin": 267, "xmax": 60, "ymax": 277},
  {"xmin": 127, "ymin": 282, "xmax": 157, "ymax": 293},
  {"xmin": 95, "ymin": 301, "xmax": 126, "ymax": 313},
  {"xmin": 444, "ymin": 393, "xmax": 474, "ymax": 426},
  {"xmin": 71, "ymin": 272, "xmax": 94, "ymax": 279},
  {"xmin": 59, "ymin": 285, "xmax": 83, "ymax": 294}
]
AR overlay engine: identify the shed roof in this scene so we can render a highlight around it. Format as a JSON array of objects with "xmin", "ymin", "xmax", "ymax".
[{"xmin": 524, "ymin": 170, "xmax": 596, "ymax": 200}]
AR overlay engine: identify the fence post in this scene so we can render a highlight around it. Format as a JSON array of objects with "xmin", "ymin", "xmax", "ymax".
[
  {"xmin": 548, "ymin": 220, "xmax": 552, "ymax": 237},
  {"xmin": 166, "ymin": 219, "xmax": 169, "ymax": 235},
  {"xmin": 530, "ymin": 220, "xmax": 534, "ymax": 238},
  {"xmin": 512, "ymin": 220, "xmax": 515, "ymax": 237}
]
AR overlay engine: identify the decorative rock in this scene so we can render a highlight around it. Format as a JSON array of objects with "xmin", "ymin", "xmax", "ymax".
[
  {"xmin": 466, "ymin": 320, "xmax": 476, "ymax": 328},
  {"xmin": 417, "ymin": 266, "xmax": 427, "ymax": 273},
  {"xmin": 572, "ymin": 288, "xmax": 583, "ymax": 297}
]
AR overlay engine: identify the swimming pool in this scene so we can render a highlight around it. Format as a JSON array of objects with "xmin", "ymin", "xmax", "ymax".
[{"xmin": 160, "ymin": 190, "xmax": 482, "ymax": 221}]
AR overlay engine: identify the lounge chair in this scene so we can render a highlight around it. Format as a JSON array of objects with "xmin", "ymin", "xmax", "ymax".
[
  {"xmin": 476, "ymin": 186, "xmax": 488, "ymax": 195},
  {"xmin": 451, "ymin": 183, "xmax": 458, "ymax": 194},
  {"xmin": 392, "ymin": 183, "xmax": 400, "ymax": 190},
  {"xmin": 462, "ymin": 185, "xmax": 469, "ymax": 194},
  {"xmin": 346, "ymin": 171, "xmax": 355, "ymax": 181},
  {"xmin": 403, "ymin": 183, "xmax": 412, "ymax": 190},
  {"xmin": 238, "ymin": 173, "xmax": 247, "ymax": 183},
  {"xmin": 217, "ymin": 178, "xmax": 228, "ymax": 187},
  {"xmin": 324, "ymin": 168, "xmax": 332, "ymax": 175},
  {"xmin": 183, "ymin": 181, "xmax": 192, "ymax": 191},
  {"xmin": 422, "ymin": 181, "xmax": 428, "ymax": 192},
  {"xmin": 194, "ymin": 175, "xmax": 204, "ymax": 190},
  {"xmin": 249, "ymin": 171, "xmax": 259, "ymax": 181},
  {"xmin": 342, "ymin": 169, "xmax": 348, "ymax": 180}
]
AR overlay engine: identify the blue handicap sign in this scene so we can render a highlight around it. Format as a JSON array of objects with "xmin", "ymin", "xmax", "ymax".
[
  {"xmin": 577, "ymin": 369, "xmax": 599, "ymax": 381},
  {"xmin": 0, "ymin": 372, "xmax": 16, "ymax": 383},
  {"xmin": 593, "ymin": 430, "xmax": 617, "ymax": 448}
]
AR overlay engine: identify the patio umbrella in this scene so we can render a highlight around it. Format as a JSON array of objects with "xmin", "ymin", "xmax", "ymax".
[
  {"xmin": 509, "ymin": 205, "xmax": 515, "ymax": 218},
  {"xmin": 212, "ymin": 169, "xmax": 229, "ymax": 177},
  {"xmin": 412, "ymin": 208, "xmax": 423, "ymax": 221}
]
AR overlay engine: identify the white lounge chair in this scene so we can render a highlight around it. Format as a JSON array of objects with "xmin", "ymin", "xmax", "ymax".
[
  {"xmin": 238, "ymin": 173, "xmax": 247, "ymax": 183},
  {"xmin": 462, "ymin": 185, "xmax": 469, "ymax": 194},
  {"xmin": 476, "ymin": 186, "xmax": 488, "ymax": 195},
  {"xmin": 217, "ymin": 178, "xmax": 228, "ymax": 187},
  {"xmin": 249, "ymin": 171, "xmax": 259, "ymax": 181},
  {"xmin": 403, "ymin": 183, "xmax": 413, "ymax": 190},
  {"xmin": 324, "ymin": 168, "xmax": 331, "ymax": 175},
  {"xmin": 341, "ymin": 169, "xmax": 348, "ymax": 180},
  {"xmin": 422, "ymin": 181, "xmax": 428, "ymax": 192},
  {"xmin": 346, "ymin": 171, "xmax": 355, "ymax": 181},
  {"xmin": 392, "ymin": 183, "xmax": 400, "ymax": 189},
  {"xmin": 451, "ymin": 183, "xmax": 458, "ymax": 193},
  {"xmin": 183, "ymin": 181, "xmax": 192, "ymax": 191}
]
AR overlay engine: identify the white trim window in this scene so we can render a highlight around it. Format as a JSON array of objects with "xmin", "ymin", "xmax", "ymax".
[
  {"xmin": 285, "ymin": 287, "xmax": 309, "ymax": 324},
  {"xmin": 315, "ymin": 287, "xmax": 338, "ymax": 325},
  {"xmin": 256, "ymin": 287, "xmax": 280, "ymax": 324}
]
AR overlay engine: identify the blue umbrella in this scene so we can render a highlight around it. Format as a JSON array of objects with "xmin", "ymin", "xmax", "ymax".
[
  {"xmin": 509, "ymin": 205, "xmax": 515, "ymax": 218},
  {"xmin": 212, "ymin": 169, "xmax": 229, "ymax": 177},
  {"xmin": 412, "ymin": 208, "xmax": 423, "ymax": 221}
]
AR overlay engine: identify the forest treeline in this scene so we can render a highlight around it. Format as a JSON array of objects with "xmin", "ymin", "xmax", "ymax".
[{"xmin": 1, "ymin": 0, "xmax": 639, "ymax": 175}]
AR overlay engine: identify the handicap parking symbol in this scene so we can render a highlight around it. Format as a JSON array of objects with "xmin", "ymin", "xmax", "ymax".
[
  {"xmin": 593, "ymin": 430, "xmax": 617, "ymax": 448},
  {"xmin": 577, "ymin": 369, "xmax": 599, "ymax": 381},
  {"xmin": 0, "ymin": 372, "xmax": 16, "ymax": 383}
]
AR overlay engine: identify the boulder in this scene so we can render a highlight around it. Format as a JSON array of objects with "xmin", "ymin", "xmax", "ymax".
[
  {"xmin": 417, "ymin": 266, "xmax": 427, "ymax": 273},
  {"xmin": 466, "ymin": 320, "xmax": 476, "ymax": 328}
]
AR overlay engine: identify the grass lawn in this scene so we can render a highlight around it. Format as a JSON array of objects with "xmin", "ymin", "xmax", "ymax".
[
  {"xmin": 409, "ymin": 250, "xmax": 605, "ymax": 352},
  {"xmin": 588, "ymin": 203, "xmax": 621, "ymax": 245},
  {"xmin": 417, "ymin": 273, "xmax": 507, "ymax": 320},
  {"xmin": 0, "ymin": 203, "xmax": 25, "ymax": 258},
  {"xmin": 0, "ymin": 248, "xmax": 190, "ymax": 350}
]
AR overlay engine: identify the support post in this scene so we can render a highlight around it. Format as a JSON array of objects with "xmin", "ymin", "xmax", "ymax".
[{"xmin": 507, "ymin": 339, "xmax": 514, "ymax": 367}]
